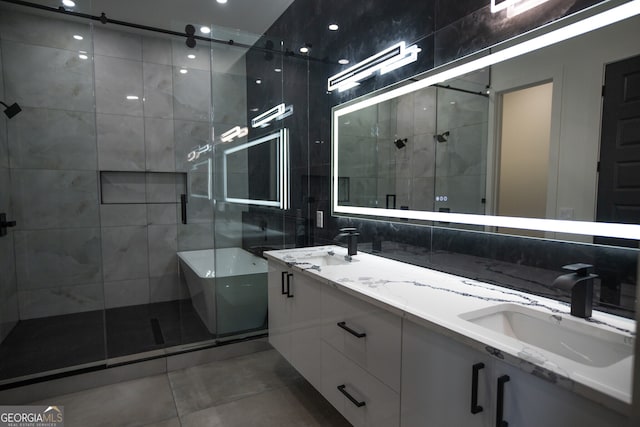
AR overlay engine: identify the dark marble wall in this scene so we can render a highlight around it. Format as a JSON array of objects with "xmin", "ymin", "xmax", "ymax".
[{"xmin": 243, "ymin": 0, "xmax": 638, "ymax": 318}]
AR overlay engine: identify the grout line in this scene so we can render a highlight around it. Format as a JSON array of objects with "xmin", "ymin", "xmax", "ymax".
[{"xmin": 165, "ymin": 371, "xmax": 183, "ymax": 426}]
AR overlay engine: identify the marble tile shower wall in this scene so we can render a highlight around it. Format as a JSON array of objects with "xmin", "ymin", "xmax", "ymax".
[
  {"xmin": 1, "ymin": 10, "xmax": 101, "ymax": 320},
  {"xmin": 0, "ymin": 10, "xmax": 244, "ymax": 319}
]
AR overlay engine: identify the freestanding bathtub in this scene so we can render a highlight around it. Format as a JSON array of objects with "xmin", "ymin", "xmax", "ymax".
[{"xmin": 177, "ymin": 247, "xmax": 268, "ymax": 336}]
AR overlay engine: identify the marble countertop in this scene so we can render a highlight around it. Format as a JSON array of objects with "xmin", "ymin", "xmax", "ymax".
[{"xmin": 264, "ymin": 245, "xmax": 636, "ymax": 415}]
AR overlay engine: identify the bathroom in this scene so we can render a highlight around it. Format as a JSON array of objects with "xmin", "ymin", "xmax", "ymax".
[{"xmin": 0, "ymin": 0, "xmax": 639, "ymax": 425}]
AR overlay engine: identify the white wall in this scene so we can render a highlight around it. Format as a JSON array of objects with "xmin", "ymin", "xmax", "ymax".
[{"xmin": 489, "ymin": 14, "xmax": 640, "ymax": 241}]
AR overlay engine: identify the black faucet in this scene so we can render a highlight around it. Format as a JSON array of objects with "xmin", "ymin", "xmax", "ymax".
[
  {"xmin": 552, "ymin": 263, "xmax": 598, "ymax": 318},
  {"xmin": 334, "ymin": 227, "xmax": 359, "ymax": 258}
]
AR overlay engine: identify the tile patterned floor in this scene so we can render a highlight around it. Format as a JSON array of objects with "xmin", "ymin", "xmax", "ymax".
[{"xmin": 32, "ymin": 349, "xmax": 352, "ymax": 427}]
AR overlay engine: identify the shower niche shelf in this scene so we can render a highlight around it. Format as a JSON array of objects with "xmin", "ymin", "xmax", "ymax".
[{"xmin": 99, "ymin": 171, "xmax": 187, "ymax": 205}]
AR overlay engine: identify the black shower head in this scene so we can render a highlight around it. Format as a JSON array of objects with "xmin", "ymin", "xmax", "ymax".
[
  {"xmin": 1, "ymin": 101, "xmax": 21, "ymax": 119},
  {"xmin": 394, "ymin": 138, "xmax": 407, "ymax": 149},
  {"xmin": 434, "ymin": 131, "xmax": 450, "ymax": 143}
]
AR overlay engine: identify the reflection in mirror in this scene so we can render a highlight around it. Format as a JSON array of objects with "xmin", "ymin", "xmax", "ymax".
[
  {"xmin": 189, "ymin": 159, "xmax": 212, "ymax": 200},
  {"xmin": 495, "ymin": 82, "xmax": 553, "ymax": 237},
  {"xmin": 223, "ymin": 128, "xmax": 290, "ymax": 209},
  {"xmin": 337, "ymin": 71, "xmax": 489, "ymax": 214},
  {"xmin": 332, "ymin": 6, "xmax": 640, "ymax": 242}
]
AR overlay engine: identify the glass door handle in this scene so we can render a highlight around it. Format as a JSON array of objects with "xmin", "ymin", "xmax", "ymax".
[{"xmin": 180, "ymin": 194, "xmax": 187, "ymax": 224}]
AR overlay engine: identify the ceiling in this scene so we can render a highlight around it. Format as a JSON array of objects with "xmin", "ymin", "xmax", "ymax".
[{"xmin": 14, "ymin": 0, "xmax": 295, "ymax": 37}]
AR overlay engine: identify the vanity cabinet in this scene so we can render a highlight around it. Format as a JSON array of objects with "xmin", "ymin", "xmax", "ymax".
[
  {"xmin": 401, "ymin": 319, "xmax": 626, "ymax": 427},
  {"xmin": 268, "ymin": 261, "xmax": 400, "ymax": 427},
  {"xmin": 321, "ymin": 283, "xmax": 402, "ymax": 392},
  {"xmin": 321, "ymin": 341, "xmax": 400, "ymax": 427},
  {"xmin": 320, "ymin": 284, "xmax": 401, "ymax": 427},
  {"xmin": 267, "ymin": 264, "xmax": 322, "ymax": 389},
  {"xmin": 401, "ymin": 319, "xmax": 492, "ymax": 427}
]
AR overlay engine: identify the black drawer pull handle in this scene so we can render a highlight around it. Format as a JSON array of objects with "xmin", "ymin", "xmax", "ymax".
[
  {"xmin": 337, "ymin": 322, "xmax": 366, "ymax": 338},
  {"xmin": 496, "ymin": 375, "xmax": 510, "ymax": 427},
  {"xmin": 286, "ymin": 273, "xmax": 294, "ymax": 298},
  {"xmin": 471, "ymin": 363, "xmax": 485, "ymax": 414},
  {"xmin": 281, "ymin": 271, "xmax": 287, "ymax": 295},
  {"xmin": 337, "ymin": 384, "xmax": 366, "ymax": 408}
]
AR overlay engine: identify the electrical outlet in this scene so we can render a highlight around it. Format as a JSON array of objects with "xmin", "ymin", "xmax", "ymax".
[{"xmin": 316, "ymin": 210, "xmax": 324, "ymax": 228}]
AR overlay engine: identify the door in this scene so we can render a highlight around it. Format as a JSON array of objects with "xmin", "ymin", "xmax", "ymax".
[
  {"xmin": 496, "ymin": 82, "xmax": 554, "ymax": 237},
  {"xmin": 596, "ymin": 54, "xmax": 640, "ymax": 247},
  {"xmin": 401, "ymin": 320, "xmax": 491, "ymax": 427},
  {"xmin": 268, "ymin": 263, "xmax": 292, "ymax": 360},
  {"xmin": 496, "ymin": 361, "xmax": 626, "ymax": 427},
  {"xmin": 289, "ymin": 272, "xmax": 322, "ymax": 389}
]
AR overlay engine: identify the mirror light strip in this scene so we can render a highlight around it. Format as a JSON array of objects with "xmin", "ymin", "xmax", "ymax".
[
  {"xmin": 281, "ymin": 129, "xmax": 290, "ymax": 210},
  {"xmin": 333, "ymin": 0, "xmax": 640, "ymax": 239},
  {"xmin": 251, "ymin": 104, "xmax": 285, "ymax": 128},
  {"xmin": 334, "ymin": 206, "xmax": 640, "ymax": 240}
]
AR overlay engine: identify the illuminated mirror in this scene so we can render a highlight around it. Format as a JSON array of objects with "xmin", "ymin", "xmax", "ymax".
[
  {"xmin": 224, "ymin": 128, "xmax": 290, "ymax": 209},
  {"xmin": 332, "ymin": 2, "xmax": 640, "ymax": 241}
]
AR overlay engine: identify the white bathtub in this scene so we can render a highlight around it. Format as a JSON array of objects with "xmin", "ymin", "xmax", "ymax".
[{"xmin": 177, "ymin": 247, "xmax": 268, "ymax": 336}]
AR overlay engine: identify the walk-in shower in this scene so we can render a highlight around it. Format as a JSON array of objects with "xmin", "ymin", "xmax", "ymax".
[{"xmin": 0, "ymin": 0, "xmax": 294, "ymax": 387}]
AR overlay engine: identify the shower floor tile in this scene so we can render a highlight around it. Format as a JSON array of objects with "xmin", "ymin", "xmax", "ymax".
[
  {"xmin": 105, "ymin": 299, "xmax": 213, "ymax": 358},
  {"xmin": 0, "ymin": 299, "xmax": 212, "ymax": 381},
  {"xmin": 0, "ymin": 310, "xmax": 105, "ymax": 380}
]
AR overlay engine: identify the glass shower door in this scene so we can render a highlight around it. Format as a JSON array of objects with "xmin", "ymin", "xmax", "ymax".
[
  {"xmin": 0, "ymin": 44, "xmax": 20, "ymax": 381},
  {"xmin": 0, "ymin": 5, "xmax": 107, "ymax": 383}
]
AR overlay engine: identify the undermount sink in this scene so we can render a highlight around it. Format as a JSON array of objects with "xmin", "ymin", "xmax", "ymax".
[
  {"xmin": 460, "ymin": 304, "xmax": 634, "ymax": 367},
  {"xmin": 294, "ymin": 252, "xmax": 357, "ymax": 267}
]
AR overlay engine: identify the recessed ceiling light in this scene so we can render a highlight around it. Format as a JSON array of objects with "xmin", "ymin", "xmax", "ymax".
[
  {"xmin": 338, "ymin": 58, "xmax": 349, "ymax": 65},
  {"xmin": 274, "ymin": 68, "xmax": 282, "ymax": 73},
  {"xmin": 256, "ymin": 79, "xmax": 262, "ymax": 84},
  {"xmin": 62, "ymin": 0, "xmax": 75, "ymax": 7},
  {"xmin": 73, "ymin": 34, "xmax": 83, "ymax": 40},
  {"xmin": 217, "ymin": 0, "xmax": 228, "ymax": 3},
  {"xmin": 187, "ymin": 54, "xmax": 196, "ymax": 59},
  {"xmin": 200, "ymin": 26, "xmax": 211, "ymax": 34},
  {"xmin": 299, "ymin": 46, "xmax": 309, "ymax": 54},
  {"xmin": 250, "ymin": 107, "xmax": 259, "ymax": 112},
  {"xmin": 126, "ymin": 95, "xmax": 139, "ymax": 100},
  {"xmin": 328, "ymin": 23, "xmax": 339, "ymax": 31},
  {"xmin": 180, "ymin": 68, "xmax": 188, "ymax": 74},
  {"xmin": 78, "ymin": 54, "xmax": 88, "ymax": 60}
]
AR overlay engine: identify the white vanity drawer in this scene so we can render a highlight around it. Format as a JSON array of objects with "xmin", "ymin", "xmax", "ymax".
[
  {"xmin": 321, "ymin": 341, "xmax": 400, "ymax": 427},
  {"xmin": 321, "ymin": 284, "xmax": 401, "ymax": 392}
]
